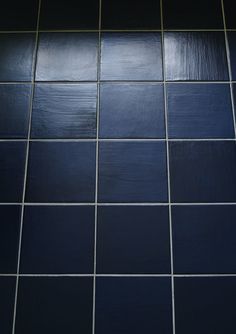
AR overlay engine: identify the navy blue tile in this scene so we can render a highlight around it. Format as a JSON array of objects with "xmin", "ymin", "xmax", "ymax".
[
  {"xmin": 224, "ymin": 0, "xmax": 236, "ymax": 29},
  {"xmin": 0, "ymin": 142, "xmax": 27, "ymax": 202},
  {"xmin": 31, "ymin": 84, "xmax": 97, "ymax": 139},
  {"xmin": 97, "ymin": 206, "xmax": 170, "ymax": 274},
  {"xmin": 101, "ymin": 33, "xmax": 163, "ymax": 81},
  {"xmin": 96, "ymin": 277, "xmax": 172, "ymax": 334},
  {"xmin": 167, "ymin": 84, "xmax": 234, "ymax": 139},
  {"xmin": 16, "ymin": 277, "xmax": 93, "ymax": 334},
  {"xmin": 172, "ymin": 205, "xmax": 236, "ymax": 274},
  {"xmin": 0, "ymin": 34, "xmax": 35, "ymax": 82},
  {"xmin": 0, "ymin": 84, "xmax": 31, "ymax": 139},
  {"xmin": 228, "ymin": 32, "xmax": 236, "ymax": 81},
  {"xmin": 0, "ymin": 206, "xmax": 21, "ymax": 274},
  {"xmin": 0, "ymin": 277, "xmax": 16, "ymax": 334},
  {"xmin": 101, "ymin": 0, "xmax": 161, "ymax": 29},
  {"xmin": 175, "ymin": 277, "xmax": 236, "ymax": 334},
  {"xmin": 163, "ymin": 0, "xmax": 223, "ymax": 29},
  {"xmin": 164, "ymin": 32, "xmax": 229, "ymax": 81},
  {"xmin": 26, "ymin": 142, "xmax": 96, "ymax": 202},
  {"xmin": 99, "ymin": 83, "xmax": 165, "ymax": 139},
  {"xmin": 98, "ymin": 142, "xmax": 168, "ymax": 202},
  {"xmin": 36, "ymin": 33, "xmax": 98, "ymax": 81},
  {"xmin": 169, "ymin": 141, "xmax": 236, "ymax": 202},
  {"xmin": 40, "ymin": 0, "xmax": 99, "ymax": 30},
  {"xmin": 20, "ymin": 206, "xmax": 94, "ymax": 274}
]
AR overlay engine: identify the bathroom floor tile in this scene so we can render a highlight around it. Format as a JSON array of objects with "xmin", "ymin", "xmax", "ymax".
[
  {"xmin": 228, "ymin": 32, "xmax": 236, "ymax": 81},
  {"xmin": 224, "ymin": 0, "xmax": 236, "ymax": 28},
  {"xmin": 0, "ymin": 277, "xmax": 16, "ymax": 334}
]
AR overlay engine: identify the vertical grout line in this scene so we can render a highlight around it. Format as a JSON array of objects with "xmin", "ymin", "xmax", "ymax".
[
  {"xmin": 11, "ymin": 1, "xmax": 42, "ymax": 333},
  {"xmin": 160, "ymin": 1, "xmax": 176, "ymax": 334}
]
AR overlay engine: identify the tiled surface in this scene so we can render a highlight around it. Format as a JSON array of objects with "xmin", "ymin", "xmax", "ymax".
[{"xmin": 0, "ymin": 277, "xmax": 16, "ymax": 334}]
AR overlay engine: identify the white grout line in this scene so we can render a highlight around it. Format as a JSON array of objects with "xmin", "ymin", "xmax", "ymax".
[
  {"xmin": 3, "ymin": 29, "xmax": 236, "ymax": 33},
  {"xmin": 0, "ymin": 80, "xmax": 235, "ymax": 84},
  {"xmin": 1, "ymin": 202, "xmax": 236, "ymax": 206},
  {"xmin": 2, "ymin": 273, "xmax": 236, "ymax": 277}
]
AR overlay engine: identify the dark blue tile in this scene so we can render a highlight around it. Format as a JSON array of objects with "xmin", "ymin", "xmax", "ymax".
[
  {"xmin": 101, "ymin": 0, "xmax": 161, "ymax": 29},
  {"xmin": 0, "ymin": 142, "xmax": 27, "ymax": 202},
  {"xmin": 99, "ymin": 83, "xmax": 165, "ymax": 139},
  {"xmin": 172, "ymin": 205, "xmax": 236, "ymax": 274},
  {"xmin": 0, "ymin": 206, "xmax": 21, "ymax": 274},
  {"xmin": 97, "ymin": 206, "xmax": 170, "ymax": 274},
  {"xmin": 175, "ymin": 277, "xmax": 236, "ymax": 334},
  {"xmin": 169, "ymin": 141, "xmax": 236, "ymax": 202},
  {"xmin": 16, "ymin": 277, "xmax": 93, "ymax": 334},
  {"xmin": 228, "ymin": 32, "xmax": 236, "ymax": 81},
  {"xmin": 224, "ymin": 0, "xmax": 236, "ymax": 29},
  {"xmin": 26, "ymin": 142, "xmax": 96, "ymax": 202},
  {"xmin": 0, "ymin": 277, "xmax": 16, "ymax": 334},
  {"xmin": 101, "ymin": 33, "xmax": 163, "ymax": 81},
  {"xmin": 98, "ymin": 142, "xmax": 168, "ymax": 202},
  {"xmin": 167, "ymin": 84, "xmax": 234, "ymax": 139},
  {"xmin": 31, "ymin": 84, "xmax": 97, "ymax": 139},
  {"xmin": 96, "ymin": 277, "xmax": 172, "ymax": 334},
  {"xmin": 20, "ymin": 206, "xmax": 94, "ymax": 274},
  {"xmin": 0, "ymin": 34, "xmax": 35, "ymax": 82},
  {"xmin": 36, "ymin": 33, "xmax": 98, "ymax": 81},
  {"xmin": 0, "ymin": 84, "xmax": 31, "ymax": 139},
  {"xmin": 164, "ymin": 32, "xmax": 229, "ymax": 81}
]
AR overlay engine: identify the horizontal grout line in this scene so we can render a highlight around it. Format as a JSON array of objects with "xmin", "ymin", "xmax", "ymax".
[
  {"xmin": 1, "ymin": 202, "xmax": 236, "ymax": 206},
  {"xmin": 1, "ymin": 273, "xmax": 236, "ymax": 277},
  {"xmin": 0, "ymin": 81, "xmax": 235, "ymax": 85},
  {"xmin": 2, "ymin": 29, "xmax": 236, "ymax": 33}
]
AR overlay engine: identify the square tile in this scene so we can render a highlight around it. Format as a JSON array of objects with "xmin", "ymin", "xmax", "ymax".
[
  {"xmin": 169, "ymin": 141, "xmax": 236, "ymax": 202},
  {"xmin": 101, "ymin": 0, "xmax": 161, "ymax": 29},
  {"xmin": 0, "ymin": 142, "xmax": 27, "ymax": 202},
  {"xmin": 98, "ymin": 142, "xmax": 168, "ymax": 202},
  {"xmin": 0, "ymin": 206, "xmax": 21, "ymax": 273},
  {"xmin": 20, "ymin": 206, "xmax": 94, "ymax": 274},
  {"xmin": 224, "ymin": 0, "xmax": 236, "ymax": 28},
  {"xmin": 95, "ymin": 277, "xmax": 172, "ymax": 334},
  {"xmin": 164, "ymin": 32, "xmax": 229, "ymax": 81},
  {"xmin": 175, "ymin": 277, "xmax": 236, "ymax": 334},
  {"xmin": 101, "ymin": 33, "xmax": 163, "ymax": 81},
  {"xmin": 36, "ymin": 33, "xmax": 98, "ymax": 81},
  {"xmin": 0, "ymin": 277, "xmax": 16, "ymax": 334},
  {"xmin": 31, "ymin": 84, "xmax": 97, "ymax": 138},
  {"xmin": 97, "ymin": 206, "xmax": 170, "ymax": 273},
  {"xmin": 99, "ymin": 83, "xmax": 165, "ymax": 139},
  {"xmin": 15, "ymin": 277, "xmax": 93, "ymax": 334},
  {"xmin": 228, "ymin": 32, "xmax": 236, "ymax": 81},
  {"xmin": 167, "ymin": 84, "xmax": 234, "ymax": 139},
  {"xmin": 172, "ymin": 205, "xmax": 236, "ymax": 274},
  {"xmin": 0, "ymin": 34, "xmax": 35, "ymax": 82},
  {"xmin": 26, "ymin": 142, "xmax": 96, "ymax": 202}
]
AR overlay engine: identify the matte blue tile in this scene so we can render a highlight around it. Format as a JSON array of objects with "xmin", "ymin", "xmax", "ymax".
[
  {"xmin": 101, "ymin": 33, "xmax": 163, "ymax": 81},
  {"xmin": 224, "ymin": 0, "xmax": 236, "ymax": 29},
  {"xmin": 175, "ymin": 277, "xmax": 236, "ymax": 334},
  {"xmin": 0, "ymin": 142, "xmax": 27, "ymax": 202},
  {"xmin": 96, "ymin": 277, "xmax": 172, "ymax": 334},
  {"xmin": 26, "ymin": 142, "xmax": 96, "ymax": 202},
  {"xmin": 36, "ymin": 33, "xmax": 98, "ymax": 81},
  {"xmin": 169, "ymin": 141, "xmax": 236, "ymax": 202},
  {"xmin": 0, "ymin": 34, "xmax": 35, "ymax": 82},
  {"xmin": 16, "ymin": 277, "xmax": 93, "ymax": 334},
  {"xmin": 172, "ymin": 205, "xmax": 236, "ymax": 274},
  {"xmin": 31, "ymin": 84, "xmax": 97, "ymax": 138},
  {"xmin": 164, "ymin": 32, "xmax": 229, "ymax": 81},
  {"xmin": 99, "ymin": 83, "xmax": 165, "ymax": 139},
  {"xmin": 20, "ymin": 206, "xmax": 94, "ymax": 274},
  {"xmin": 0, "ymin": 277, "xmax": 16, "ymax": 334},
  {"xmin": 228, "ymin": 32, "xmax": 236, "ymax": 81},
  {"xmin": 98, "ymin": 142, "xmax": 168, "ymax": 202},
  {"xmin": 167, "ymin": 84, "xmax": 234, "ymax": 139}
]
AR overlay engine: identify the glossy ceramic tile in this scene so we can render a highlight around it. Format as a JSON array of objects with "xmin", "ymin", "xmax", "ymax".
[
  {"xmin": 167, "ymin": 83, "xmax": 234, "ymax": 138},
  {"xmin": 224, "ymin": 0, "xmax": 235, "ymax": 28},
  {"xmin": 101, "ymin": 33, "xmax": 163, "ymax": 81},
  {"xmin": 15, "ymin": 277, "xmax": 93, "ymax": 334},
  {"xmin": 0, "ymin": 34, "xmax": 35, "ymax": 82},
  {"xmin": 172, "ymin": 205, "xmax": 236, "ymax": 274},
  {"xmin": 20, "ymin": 206, "xmax": 94, "ymax": 273},
  {"xmin": 31, "ymin": 84, "xmax": 97, "ymax": 138},
  {"xmin": 101, "ymin": 0, "xmax": 161, "ymax": 29},
  {"xmin": 39, "ymin": 0, "xmax": 99, "ymax": 30},
  {"xmin": 175, "ymin": 277, "xmax": 236, "ymax": 334},
  {"xmin": 169, "ymin": 141, "xmax": 236, "ymax": 202},
  {"xmin": 0, "ymin": 277, "xmax": 16, "ymax": 334},
  {"xmin": 164, "ymin": 32, "xmax": 229, "ymax": 81},
  {"xmin": 98, "ymin": 142, "xmax": 168, "ymax": 202},
  {"xmin": 228, "ymin": 32, "xmax": 236, "ymax": 81},
  {"xmin": 36, "ymin": 33, "xmax": 98, "ymax": 81},
  {"xmin": 97, "ymin": 206, "xmax": 170, "ymax": 274},
  {"xmin": 95, "ymin": 277, "xmax": 172, "ymax": 334},
  {"xmin": 0, "ymin": 142, "xmax": 26, "ymax": 202},
  {"xmin": 26, "ymin": 142, "xmax": 96, "ymax": 202}
]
